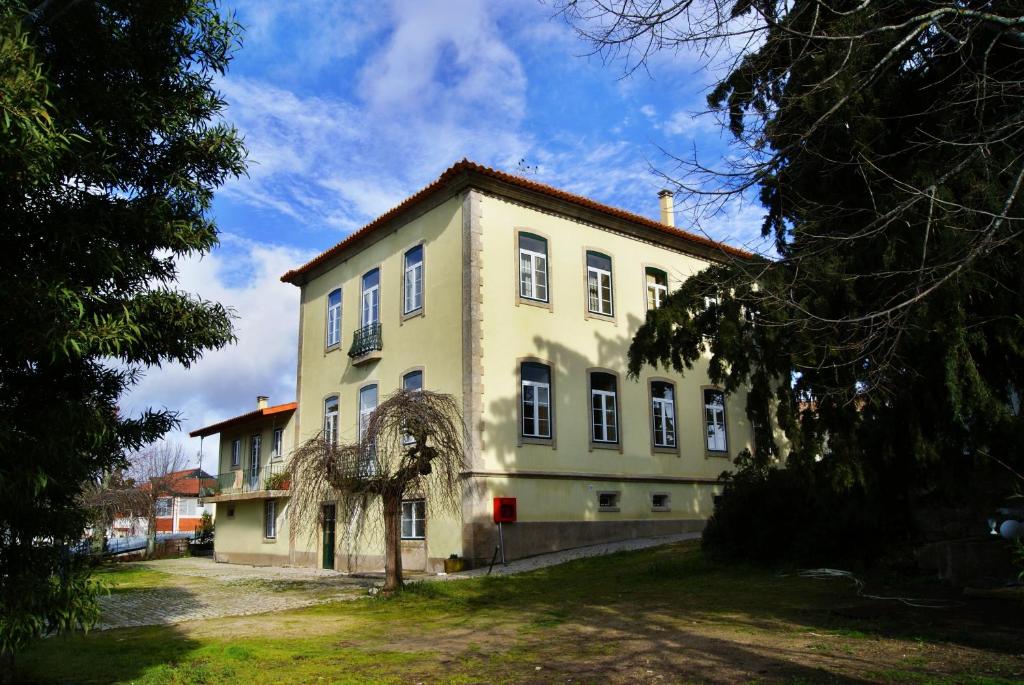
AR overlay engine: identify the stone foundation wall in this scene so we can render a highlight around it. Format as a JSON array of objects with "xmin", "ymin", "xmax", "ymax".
[{"xmin": 466, "ymin": 518, "xmax": 706, "ymax": 567}]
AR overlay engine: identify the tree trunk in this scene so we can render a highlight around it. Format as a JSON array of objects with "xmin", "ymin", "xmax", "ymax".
[
  {"xmin": 145, "ymin": 506, "xmax": 156, "ymax": 559},
  {"xmin": 382, "ymin": 491, "xmax": 403, "ymax": 593}
]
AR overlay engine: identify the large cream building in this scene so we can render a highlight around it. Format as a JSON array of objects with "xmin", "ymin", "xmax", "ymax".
[{"xmin": 194, "ymin": 160, "xmax": 754, "ymax": 572}]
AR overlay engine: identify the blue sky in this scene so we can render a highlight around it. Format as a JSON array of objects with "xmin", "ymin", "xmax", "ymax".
[{"xmin": 121, "ymin": 0, "xmax": 767, "ymax": 470}]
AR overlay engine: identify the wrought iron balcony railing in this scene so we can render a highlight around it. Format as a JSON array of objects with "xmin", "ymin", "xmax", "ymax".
[
  {"xmin": 348, "ymin": 322, "xmax": 383, "ymax": 359},
  {"xmin": 204, "ymin": 461, "xmax": 289, "ymax": 497}
]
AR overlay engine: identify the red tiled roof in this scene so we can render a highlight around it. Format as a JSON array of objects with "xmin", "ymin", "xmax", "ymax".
[
  {"xmin": 188, "ymin": 402, "xmax": 297, "ymax": 438},
  {"xmin": 140, "ymin": 468, "xmax": 217, "ymax": 496},
  {"xmin": 280, "ymin": 159, "xmax": 754, "ymax": 284}
]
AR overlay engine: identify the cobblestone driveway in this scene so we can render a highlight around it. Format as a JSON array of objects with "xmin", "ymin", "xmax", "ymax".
[
  {"xmin": 97, "ymin": 558, "xmax": 372, "ymax": 630},
  {"xmin": 98, "ymin": 534, "xmax": 699, "ymax": 630}
]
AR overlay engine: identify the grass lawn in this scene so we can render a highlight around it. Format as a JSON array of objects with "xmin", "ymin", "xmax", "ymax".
[{"xmin": 14, "ymin": 541, "xmax": 1024, "ymax": 684}]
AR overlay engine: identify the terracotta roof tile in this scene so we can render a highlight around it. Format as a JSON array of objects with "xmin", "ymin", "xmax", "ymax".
[
  {"xmin": 139, "ymin": 468, "xmax": 216, "ymax": 496},
  {"xmin": 188, "ymin": 402, "xmax": 297, "ymax": 438},
  {"xmin": 280, "ymin": 159, "xmax": 753, "ymax": 284}
]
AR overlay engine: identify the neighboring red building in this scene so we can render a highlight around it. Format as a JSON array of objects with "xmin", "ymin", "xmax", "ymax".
[{"xmin": 143, "ymin": 468, "xmax": 217, "ymax": 534}]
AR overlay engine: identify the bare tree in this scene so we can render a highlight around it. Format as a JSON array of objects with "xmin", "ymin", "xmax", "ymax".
[
  {"xmin": 289, "ymin": 390, "xmax": 467, "ymax": 592},
  {"xmin": 79, "ymin": 469, "xmax": 149, "ymax": 552},
  {"xmin": 129, "ymin": 443, "xmax": 192, "ymax": 557}
]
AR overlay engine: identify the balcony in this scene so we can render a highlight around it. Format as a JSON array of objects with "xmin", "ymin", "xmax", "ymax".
[
  {"xmin": 348, "ymin": 322, "xmax": 383, "ymax": 364},
  {"xmin": 202, "ymin": 461, "xmax": 290, "ymax": 501}
]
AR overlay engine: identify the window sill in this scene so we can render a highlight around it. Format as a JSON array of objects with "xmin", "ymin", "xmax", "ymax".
[
  {"xmin": 262, "ymin": 538, "xmax": 277, "ymax": 544},
  {"xmin": 401, "ymin": 308, "xmax": 424, "ymax": 323},
  {"xmin": 651, "ymin": 446, "xmax": 680, "ymax": 456},
  {"xmin": 325, "ymin": 343, "xmax": 341, "ymax": 354},
  {"xmin": 705, "ymin": 450, "xmax": 730, "ymax": 459},
  {"xmin": 598, "ymin": 507, "xmax": 620, "ymax": 513},
  {"xmin": 519, "ymin": 436, "xmax": 556, "ymax": 449},
  {"xmin": 401, "ymin": 537, "xmax": 426, "ymax": 542},
  {"xmin": 517, "ymin": 296, "xmax": 552, "ymax": 312},
  {"xmin": 584, "ymin": 310, "xmax": 616, "ymax": 324},
  {"xmin": 651, "ymin": 507, "xmax": 672, "ymax": 513},
  {"xmin": 589, "ymin": 442, "xmax": 621, "ymax": 452}
]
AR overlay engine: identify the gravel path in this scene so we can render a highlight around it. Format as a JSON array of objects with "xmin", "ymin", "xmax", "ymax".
[
  {"xmin": 97, "ymin": 533, "xmax": 698, "ymax": 629},
  {"xmin": 97, "ymin": 559, "xmax": 371, "ymax": 630}
]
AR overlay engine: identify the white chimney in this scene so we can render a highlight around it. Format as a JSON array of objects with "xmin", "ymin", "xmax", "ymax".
[
  {"xmin": 658, "ymin": 190, "xmax": 675, "ymax": 228},
  {"xmin": 256, "ymin": 395, "xmax": 269, "ymax": 410}
]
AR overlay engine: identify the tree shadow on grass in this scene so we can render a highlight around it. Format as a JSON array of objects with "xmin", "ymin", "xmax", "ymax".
[
  {"xmin": 13, "ymin": 580, "xmax": 210, "ymax": 685},
  {"xmin": 402, "ymin": 542, "xmax": 1023, "ymax": 682},
  {"xmin": 14, "ymin": 623, "xmax": 205, "ymax": 685}
]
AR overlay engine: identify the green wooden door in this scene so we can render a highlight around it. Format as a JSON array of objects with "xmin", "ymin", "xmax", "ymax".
[{"xmin": 322, "ymin": 504, "xmax": 336, "ymax": 570}]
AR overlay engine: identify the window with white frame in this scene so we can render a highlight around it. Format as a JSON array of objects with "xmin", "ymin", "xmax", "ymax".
[
  {"xmin": 361, "ymin": 268, "xmax": 380, "ymax": 327},
  {"xmin": 402, "ymin": 370, "xmax": 424, "ymax": 445},
  {"xmin": 401, "ymin": 500, "xmax": 425, "ymax": 539},
  {"xmin": 518, "ymin": 233, "xmax": 549, "ymax": 302},
  {"xmin": 646, "ymin": 268, "xmax": 668, "ymax": 310},
  {"xmin": 359, "ymin": 384, "xmax": 378, "ymax": 474},
  {"xmin": 326, "ymin": 288, "xmax": 342, "ymax": 346},
  {"xmin": 179, "ymin": 498, "xmax": 198, "ymax": 517},
  {"xmin": 264, "ymin": 499, "xmax": 277, "ymax": 539},
  {"xmin": 520, "ymin": 361, "xmax": 552, "ymax": 439},
  {"xmin": 272, "ymin": 427, "xmax": 284, "ymax": 459},
  {"xmin": 704, "ymin": 388, "xmax": 728, "ymax": 453},
  {"xmin": 324, "ymin": 396, "xmax": 339, "ymax": 444},
  {"xmin": 249, "ymin": 434, "xmax": 262, "ymax": 487},
  {"xmin": 230, "ymin": 438, "xmax": 241, "ymax": 468},
  {"xmin": 651, "ymin": 381, "xmax": 677, "ymax": 448},
  {"xmin": 403, "ymin": 245, "xmax": 424, "ymax": 314},
  {"xmin": 586, "ymin": 251, "xmax": 614, "ymax": 316},
  {"xmin": 590, "ymin": 372, "xmax": 619, "ymax": 443},
  {"xmin": 155, "ymin": 497, "xmax": 172, "ymax": 517}
]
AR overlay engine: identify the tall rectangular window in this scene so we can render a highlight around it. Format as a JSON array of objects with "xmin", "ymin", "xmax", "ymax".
[
  {"xmin": 359, "ymin": 385, "xmax": 378, "ymax": 474},
  {"xmin": 402, "ymin": 370, "xmax": 424, "ymax": 445},
  {"xmin": 704, "ymin": 389, "xmax": 728, "ymax": 453},
  {"xmin": 403, "ymin": 245, "xmax": 424, "ymax": 314},
  {"xmin": 521, "ymin": 362, "xmax": 552, "ymax": 439},
  {"xmin": 590, "ymin": 372, "xmax": 619, "ymax": 443},
  {"xmin": 587, "ymin": 252, "xmax": 613, "ymax": 316},
  {"xmin": 230, "ymin": 439, "xmax": 241, "ymax": 467},
  {"xmin": 272, "ymin": 428, "xmax": 284, "ymax": 459},
  {"xmin": 651, "ymin": 381, "xmax": 677, "ymax": 448},
  {"xmin": 249, "ymin": 434, "xmax": 262, "ymax": 488},
  {"xmin": 401, "ymin": 500, "xmax": 425, "ymax": 539},
  {"xmin": 326, "ymin": 288, "xmax": 342, "ymax": 347},
  {"xmin": 518, "ymin": 233, "xmax": 548, "ymax": 302},
  {"xmin": 324, "ymin": 396, "xmax": 339, "ymax": 445},
  {"xmin": 361, "ymin": 269, "xmax": 380, "ymax": 326},
  {"xmin": 155, "ymin": 497, "xmax": 172, "ymax": 517},
  {"xmin": 264, "ymin": 499, "xmax": 277, "ymax": 539},
  {"xmin": 646, "ymin": 268, "xmax": 668, "ymax": 310}
]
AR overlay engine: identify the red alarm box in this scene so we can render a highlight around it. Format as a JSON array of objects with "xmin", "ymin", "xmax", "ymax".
[{"xmin": 493, "ymin": 497, "xmax": 517, "ymax": 523}]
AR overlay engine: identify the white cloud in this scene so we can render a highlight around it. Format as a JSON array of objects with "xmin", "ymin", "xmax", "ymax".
[
  {"xmin": 119, "ymin": 235, "xmax": 312, "ymax": 470},
  {"xmin": 659, "ymin": 109, "xmax": 722, "ymax": 139},
  {"xmin": 218, "ymin": 0, "xmax": 537, "ymax": 235}
]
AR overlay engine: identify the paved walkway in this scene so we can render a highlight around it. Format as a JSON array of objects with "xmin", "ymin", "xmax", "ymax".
[
  {"xmin": 98, "ymin": 533, "xmax": 698, "ymax": 629},
  {"xmin": 97, "ymin": 559, "xmax": 372, "ymax": 630}
]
